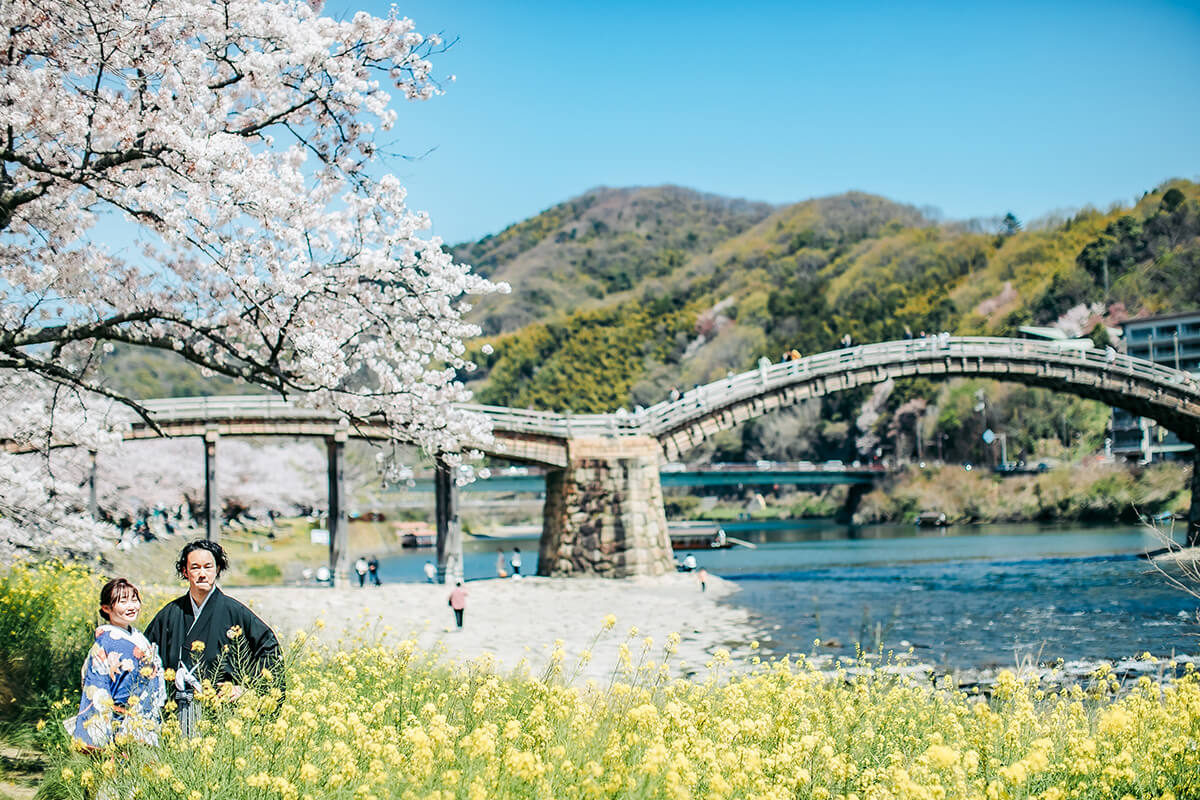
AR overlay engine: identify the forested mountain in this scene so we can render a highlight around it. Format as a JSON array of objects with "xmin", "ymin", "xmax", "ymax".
[
  {"xmin": 96, "ymin": 178, "xmax": 1200, "ymax": 467},
  {"xmin": 450, "ymin": 185, "xmax": 774, "ymax": 334},
  {"xmin": 465, "ymin": 179, "xmax": 1200, "ymax": 465}
]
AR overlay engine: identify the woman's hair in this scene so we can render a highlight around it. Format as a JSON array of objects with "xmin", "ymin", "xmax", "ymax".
[
  {"xmin": 99, "ymin": 578, "xmax": 141, "ymax": 621},
  {"xmin": 176, "ymin": 539, "xmax": 230, "ymax": 578}
]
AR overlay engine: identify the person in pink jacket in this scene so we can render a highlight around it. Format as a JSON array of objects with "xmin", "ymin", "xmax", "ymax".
[{"xmin": 448, "ymin": 582, "xmax": 468, "ymax": 628}]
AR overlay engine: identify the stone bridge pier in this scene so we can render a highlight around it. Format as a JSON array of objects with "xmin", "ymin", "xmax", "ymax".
[{"xmin": 537, "ymin": 436, "xmax": 675, "ymax": 577}]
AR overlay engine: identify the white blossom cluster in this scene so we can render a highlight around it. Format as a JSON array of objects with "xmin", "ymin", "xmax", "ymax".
[{"xmin": 0, "ymin": 0, "xmax": 507, "ymax": 557}]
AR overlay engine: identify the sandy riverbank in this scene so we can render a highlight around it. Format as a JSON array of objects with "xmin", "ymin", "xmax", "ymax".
[
  {"xmin": 229, "ymin": 573, "xmax": 763, "ymax": 683},
  {"xmin": 1150, "ymin": 545, "xmax": 1200, "ymax": 562}
]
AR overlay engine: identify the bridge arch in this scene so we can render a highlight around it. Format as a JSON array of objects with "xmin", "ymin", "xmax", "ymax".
[
  {"xmin": 641, "ymin": 337, "xmax": 1200, "ymax": 462},
  {"xmin": 9, "ymin": 336, "xmax": 1198, "ymax": 575}
]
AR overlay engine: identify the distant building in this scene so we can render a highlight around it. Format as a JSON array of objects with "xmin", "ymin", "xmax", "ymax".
[{"xmin": 1111, "ymin": 310, "xmax": 1200, "ymax": 462}]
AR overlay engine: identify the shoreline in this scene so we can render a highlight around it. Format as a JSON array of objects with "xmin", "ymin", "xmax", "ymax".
[{"xmin": 230, "ymin": 573, "xmax": 762, "ymax": 683}]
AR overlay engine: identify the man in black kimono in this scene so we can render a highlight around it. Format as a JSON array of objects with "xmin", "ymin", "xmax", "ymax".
[{"xmin": 145, "ymin": 540, "xmax": 282, "ymax": 732}]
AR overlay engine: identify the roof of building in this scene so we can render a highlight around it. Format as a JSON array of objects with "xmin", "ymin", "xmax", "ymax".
[
  {"xmin": 1017, "ymin": 325, "xmax": 1068, "ymax": 340},
  {"xmin": 1120, "ymin": 309, "xmax": 1200, "ymax": 328}
]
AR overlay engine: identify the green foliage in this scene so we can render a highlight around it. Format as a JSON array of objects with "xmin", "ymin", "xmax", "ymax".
[
  {"xmin": 0, "ymin": 564, "xmax": 170, "ymax": 727},
  {"xmin": 95, "ymin": 344, "xmax": 263, "ymax": 400},
  {"xmin": 244, "ymin": 563, "xmax": 283, "ymax": 582},
  {"xmin": 471, "ymin": 300, "xmax": 698, "ymax": 412},
  {"xmin": 458, "ymin": 179, "xmax": 1200, "ymax": 466},
  {"xmin": 458, "ymin": 186, "xmax": 773, "ymax": 335},
  {"xmin": 856, "ymin": 461, "xmax": 1189, "ymax": 524}
]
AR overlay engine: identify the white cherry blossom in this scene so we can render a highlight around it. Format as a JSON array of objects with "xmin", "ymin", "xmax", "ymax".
[{"xmin": 0, "ymin": 0, "xmax": 506, "ymax": 558}]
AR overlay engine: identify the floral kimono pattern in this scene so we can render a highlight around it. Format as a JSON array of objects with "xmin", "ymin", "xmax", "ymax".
[{"xmin": 65, "ymin": 624, "xmax": 167, "ymax": 748}]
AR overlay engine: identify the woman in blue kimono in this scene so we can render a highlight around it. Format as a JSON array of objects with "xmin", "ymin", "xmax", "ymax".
[{"xmin": 65, "ymin": 578, "xmax": 167, "ymax": 749}]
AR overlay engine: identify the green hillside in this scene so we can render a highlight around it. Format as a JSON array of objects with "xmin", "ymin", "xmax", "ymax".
[
  {"xmin": 451, "ymin": 185, "xmax": 774, "ymax": 334},
  {"xmin": 466, "ymin": 179, "xmax": 1200, "ymax": 464},
  {"xmin": 93, "ymin": 178, "xmax": 1200, "ymax": 467}
]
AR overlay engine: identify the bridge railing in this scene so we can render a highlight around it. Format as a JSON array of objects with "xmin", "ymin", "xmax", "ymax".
[
  {"xmin": 137, "ymin": 396, "xmax": 648, "ymax": 439},
  {"xmin": 637, "ymin": 336, "xmax": 1200, "ymax": 436},
  {"xmin": 458, "ymin": 404, "xmax": 646, "ymax": 438},
  {"xmin": 139, "ymin": 395, "xmax": 337, "ymax": 420},
  {"xmin": 132, "ymin": 337, "xmax": 1199, "ymax": 442}
]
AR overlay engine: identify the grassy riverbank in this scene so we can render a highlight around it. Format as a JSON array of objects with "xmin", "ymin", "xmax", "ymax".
[
  {"xmin": 854, "ymin": 461, "xmax": 1190, "ymax": 526},
  {"xmin": 103, "ymin": 519, "xmax": 405, "ymax": 587}
]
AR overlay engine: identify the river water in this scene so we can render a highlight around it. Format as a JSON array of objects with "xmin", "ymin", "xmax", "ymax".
[{"xmin": 380, "ymin": 523, "xmax": 1200, "ymax": 670}]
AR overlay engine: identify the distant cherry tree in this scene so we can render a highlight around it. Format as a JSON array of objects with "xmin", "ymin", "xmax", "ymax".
[{"xmin": 0, "ymin": 0, "xmax": 504, "ymax": 558}]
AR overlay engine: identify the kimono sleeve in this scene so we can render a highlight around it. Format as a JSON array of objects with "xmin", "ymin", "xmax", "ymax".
[
  {"xmin": 67, "ymin": 631, "xmax": 127, "ymax": 748},
  {"xmin": 242, "ymin": 605, "xmax": 282, "ymax": 674},
  {"xmin": 144, "ymin": 602, "xmax": 177, "ymax": 670}
]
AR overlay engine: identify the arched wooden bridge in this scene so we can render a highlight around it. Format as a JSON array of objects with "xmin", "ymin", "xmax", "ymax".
[
  {"xmin": 15, "ymin": 337, "xmax": 1199, "ymax": 578},
  {"xmin": 131, "ymin": 336, "xmax": 1200, "ymax": 457}
]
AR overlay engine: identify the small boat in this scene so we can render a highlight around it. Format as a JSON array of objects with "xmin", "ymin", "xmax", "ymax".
[
  {"xmin": 669, "ymin": 525, "xmax": 756, "ymax": 550},
  {"xmin": 915, "ymin": 511, "xmax": 948, "ymax": 528},
  {"xmin": 670, "ymin": 533, "xmax": 733, "ymax": 550},
  {"xmin": 395, "ymin": 521, "xmax": 436, "ymax": 548}
]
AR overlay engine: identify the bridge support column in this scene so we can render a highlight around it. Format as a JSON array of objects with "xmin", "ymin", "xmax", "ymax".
[
  {"xmin": 327, "ymin": 432, "xmax": 349, "ymax": 585},
  {"xmin": 435, "ymin": 461, "xmax": 464, "ymax": 585},
  {"xmin": 538, "ymin": 436, "xmax": 674, "ymax": 577},
  {"xmin": 1189, "ymin": 450, "xmax": 1200, "ymax": 548},
  {"xmin": 203, "ymin": 429, "xmax": 219, "ymax": 541}
]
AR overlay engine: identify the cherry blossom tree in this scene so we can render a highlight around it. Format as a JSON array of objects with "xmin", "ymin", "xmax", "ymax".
[{"xmin": 0, "ymin": 0, "xmax": 505, "ymax": 558}]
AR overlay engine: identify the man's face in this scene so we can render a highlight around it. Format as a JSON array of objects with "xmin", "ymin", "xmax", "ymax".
[{"xmin": 185, "ymin": 550, "xmax": 218, "ymax": 595}]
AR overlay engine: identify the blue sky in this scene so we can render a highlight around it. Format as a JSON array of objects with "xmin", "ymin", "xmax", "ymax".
[{"xmin": 327, "ymin": 0, "xmax": 1200, "ymax": 245}]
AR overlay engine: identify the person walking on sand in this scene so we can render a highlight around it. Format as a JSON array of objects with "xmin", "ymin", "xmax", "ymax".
[
  {"xmin": 495, "ymin": 547, "xmax": 508, "ymax": 578},
  {"xmin": 510, "ymin": 547, "xmax": 522, "ymax": 577},
  {"xmin": 354, "ymin": 556, "xmax": 368, "ymax": 587},
  {"xmin": 696, "ymin": 567, "xmax": 708, "ymax": 593},
  {"xmin": 367, "ymin": 555, "xmax": 381, "ymax": 586},
  {"xmin": 448, "ymin": 582, "xmax": 468, "ymax": 628},
  {"xmin": 423, "ymin": 560, "xmax": 436, "ymax": 583}
]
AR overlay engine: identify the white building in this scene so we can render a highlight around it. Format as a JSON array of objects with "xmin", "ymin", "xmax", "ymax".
[{"xmin": 1111, "ymin": 310, "xmax": 1200, "ymax": 462}]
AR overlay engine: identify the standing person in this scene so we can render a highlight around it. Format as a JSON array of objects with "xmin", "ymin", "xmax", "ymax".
[
  {"xmin": 367, "ymin": 555, "xmax": 381, "ymax": 586},
  {"xmin": 145, "ymin": 540, "xmax": 282, "ymax": 735},
  {"xmin": 696, "ymin": 567, "xmax": 708, "ymax": 593},
  {"xmin": 495, "ymin": 547, "xmax": 508, "ymax": 578},
  {"xmin": 354, "ymin": 556, "xmax": 368, "ymax": 587},
  {"xmin": 448, "ymin": 581, "xmax": 468, "ymax": 629},
  {"xmin": 66, "ymin": 578, "xmax": 166, "ymax": 749},
  {"xmin": 423, "ymin": 560, "xmax": 436, "ymax": 583},
  {"xmin": 509, "ymin": 547, "xmax": 522, "ymax": 577}
]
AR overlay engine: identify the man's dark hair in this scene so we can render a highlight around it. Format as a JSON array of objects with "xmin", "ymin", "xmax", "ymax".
[
  {"xmin": 176, "ymin": 539, "xmax": 230, "ymax": 578},
  {"xmin": 99, "ymin": 577, "xmax": 141, "ymax": 621}
]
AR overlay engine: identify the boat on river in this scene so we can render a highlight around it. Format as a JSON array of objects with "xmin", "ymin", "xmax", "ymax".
[
  {"xmin": 915, "ymin": 511, "xmax": 949, "ymax": 528},
  {"xmin": 669, "ymin": 522, "xmax": 755, "ymax": 550},
  {"xmin": 394, "ymin": 521, "xmax": 436, "ymax": 548}
]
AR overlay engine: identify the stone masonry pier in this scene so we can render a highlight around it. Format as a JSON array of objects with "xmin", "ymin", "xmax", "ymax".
[{"xmin": 537, "ymin": 436, "xmax": 674, "ymax": 577}]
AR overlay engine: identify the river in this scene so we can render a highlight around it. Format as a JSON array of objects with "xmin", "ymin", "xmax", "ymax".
[{"xmin": 379, "ymin": 522, "xmax": 1199, "ymax": 671}]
